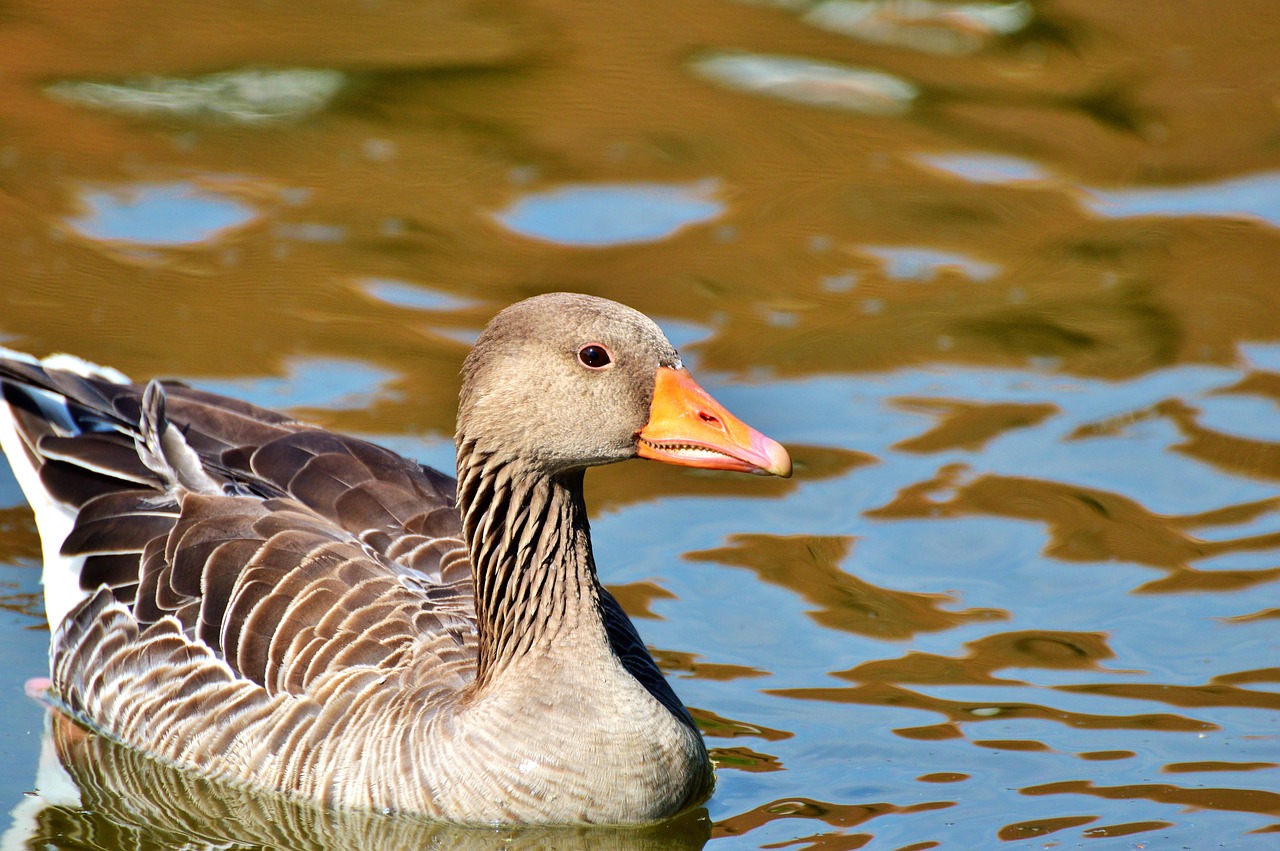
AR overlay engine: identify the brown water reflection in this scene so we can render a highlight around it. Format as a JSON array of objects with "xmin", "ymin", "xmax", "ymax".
[
  {"xmin": 2, "ymin": 0, "xmax": 1280, "ymax": 847},
  {"xmin": 712, "ymin": 796, "xmax": 954, "ymax": 844},
  {"xmin": 772, "ymin": 681, "xmax": 1216, "ymax": 734},
  {"xmin": 0, "ymin": 507, "xmax": 39, "ymax": 566},
  {"xmin": 1021, "ymin": 779, "xmax": 1280, "ymax": 819},
  {"xmin": 840, "ymin": 629, "xmax": 1115, "ymax": 686},
  {"xmin": 687, "ymin": 534, "xmax": 1003, "ymax": 637},
  {"xmin": 870, "ymin": 462, "xmax": 1280, "ymax": 592},
  {"xmin": 891, "ymin": 398, "xmax": 1058, "ymax": 454}
]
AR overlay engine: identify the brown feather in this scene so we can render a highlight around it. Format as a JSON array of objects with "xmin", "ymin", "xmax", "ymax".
[
  {"xmin": 80, "ymin": 553, "xmax": 144, "ymax": 591},
  {"xmin": 62, "ymin": 513, "xmax": 176, "ymax": 557},
  {"xmin": 38, "ymin": 434, "xmax": 157, "ymax": 485},
  {"xmin": 198, "ymin": 538, "xmax": 268, "ymax": 649},
  {"xmin": 285, "ymin": 452, "xmax": 375, "ymax": 515}
]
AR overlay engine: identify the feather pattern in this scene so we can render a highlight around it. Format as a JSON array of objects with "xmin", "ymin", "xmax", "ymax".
[
  {"xmin": 0, "ymin": 295, "xmax": 755, "ymax": 825},
  {"xmin": 18, "ymin": 709, "xmax": 710, "ymax": 851}
]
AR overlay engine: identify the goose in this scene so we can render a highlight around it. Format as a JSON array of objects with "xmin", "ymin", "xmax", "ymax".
[{"xmin": 0, "ymin": 292, "xmax": 791, "ymax": 826}]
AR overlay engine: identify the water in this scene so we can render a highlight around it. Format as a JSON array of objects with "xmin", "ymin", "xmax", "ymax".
[
  {"xmin": 493, "ymin": 182, "xmax": 726, "ymax": 246},
  {"xmin": 1, "ymin": 1, "xmax": 1279, "ymax": 848}
]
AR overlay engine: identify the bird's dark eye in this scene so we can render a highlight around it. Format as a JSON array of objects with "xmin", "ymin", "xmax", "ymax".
[{"xmin": 577, "ymin": 344, "xmax": 612, "ymax": 369}]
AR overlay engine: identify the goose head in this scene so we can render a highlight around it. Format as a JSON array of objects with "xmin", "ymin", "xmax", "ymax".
[{"xmin": 458, "ymin": 293, "xmax": 790, "ymax": 478}]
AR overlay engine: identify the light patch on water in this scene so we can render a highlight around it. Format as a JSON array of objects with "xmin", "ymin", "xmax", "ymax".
[
  {"xmin": 272, "ymin": 222, "xmax": 348, "ymax": 244},
  {"xmin": 1238, "ymin": 342, "xmax": 1280, "ymax": 373},
  {"xmin": 916, "ymin": 152, "xmax": 1049, "ymax": 184},
  {"xmin": 762, "ymin": 308, "xmax": 800, "ymax": 328},
  {"xmin": 862, "ymin": 245, "xmax": 1000, "ymax": 282},
  {"xmin": 718, "ymin": 361, "xmax": 1255, "ymax": 512},
  {"xmin": 432, "ymin": 327, "xmax": 483, "ymax": 347},
  {"xmin": 802, "ymin": 0, "xmax": 1034, "ymax": 55},
  {"xmin": 1083, "ymin": 170, "xmax": 1280, "ymax": 227},
  {"xmin": 45, "ymin": 68, "xmax": 347, "ymax": 124},
  {"xmin": 361, "ymin": 279, "xmax": 485, "ymax": 312},
  {"xmin": 653, "ymin": 317, "xmax": 714, "ymax": 352},
  {"xmin": 821, "ymin": 271, "xmax": 859, "ymax": 292},
  {"xmin": 808, "ymin": 234, "xmax": 835, "ymax": 253},
  {"xmin": 66, "ymin": 182, "xmax": 256, "ymax": 246},
  {"xmin": 1192, "ymin": 393, "xmax": 1280, "ymax": 446},
  {"xmin": 690, "ymin": 52, "xmax": 918, "ymax": 116},
  {"xmin": 493, "ymin": 182, "xmax": 724, "ymax": 247},
  {"xmin": 193, "ymin": 357, "xmax": 397, "ymax": 412}
]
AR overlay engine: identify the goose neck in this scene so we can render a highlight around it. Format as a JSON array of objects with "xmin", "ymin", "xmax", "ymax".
[{"xmin": 456, "ymin": 443, "xmax": 601, "ymax": 686}]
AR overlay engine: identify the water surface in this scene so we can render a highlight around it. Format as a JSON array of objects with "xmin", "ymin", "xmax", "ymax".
[{"xmin": 1, "ymin": 1, "xmax": 1279, "ymax": 848}]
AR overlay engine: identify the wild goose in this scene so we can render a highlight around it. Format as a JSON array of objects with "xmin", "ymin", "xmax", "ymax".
[{"xmin": 0, "ymin": 293, "xmax": 790, "ymax": 825}]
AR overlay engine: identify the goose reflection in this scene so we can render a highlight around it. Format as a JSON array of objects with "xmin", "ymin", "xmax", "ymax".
[{"xmin": 4, "ymin": 710, "xmax": 710, "ymax": 851}]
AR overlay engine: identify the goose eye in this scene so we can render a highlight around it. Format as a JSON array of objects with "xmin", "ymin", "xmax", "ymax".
[{"xmin": 577, "ymin": 344, "xmax": 612, "ymax": 369}]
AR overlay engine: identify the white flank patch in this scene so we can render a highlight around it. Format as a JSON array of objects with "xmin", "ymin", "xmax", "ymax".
[
  {"xmin": 0, "ymin": 350, "xmax": 132, "ymax": 630},
  {"xmin": 0, "ymin": 397, "xmax": 84, "ymax": 631}
]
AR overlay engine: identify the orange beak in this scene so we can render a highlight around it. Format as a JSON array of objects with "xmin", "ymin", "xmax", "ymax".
[{"xmin": 637, "ymin": 368, "xmax": 792, "ymax": 477}]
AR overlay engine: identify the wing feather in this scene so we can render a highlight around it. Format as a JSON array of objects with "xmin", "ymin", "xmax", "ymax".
[{"xmin": 0, "ymin": 355, "xmax": 479, "ymax": 743}]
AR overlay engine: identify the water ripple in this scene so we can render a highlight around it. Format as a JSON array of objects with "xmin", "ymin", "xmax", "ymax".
[
  {"xmin": 494, "ymin": 182, "xmax": 724, "ymax": 247},
  {"xmin": 1084, "ymin": 171, "xmax": 1280, "ymax": 227},
  {"xmin": 690, "ymin": 52, "xmax": 918, "ymax": 115},
  {"xmin": 66, "ymin": 182, "xmax": 256, "ymax": 246}
]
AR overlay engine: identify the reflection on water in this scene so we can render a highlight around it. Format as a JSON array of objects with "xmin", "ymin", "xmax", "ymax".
[
  {"xmin": 360, "ymin": 278, "xmax": 487, "ymax": 313},
  {"xmin": 46, "ymin": 68, "xmax": 348, "ymax": 124},
  {"xmin": 494, "ymin": 183, "xmax": 725, "ymax": 247},
  {"xmin": 860, "ymin": 245, "xmax": 1000, "ymax": 283},
  {"xmin": 195, "ymin": 356, "xmax": 399, "ymax": 411},
  {"xmin": 690, "ymin": 52, "xmax": 918, "ymax": 115},
  {"xmin": 2, "ymin": 713, "xmax": 711, "ymax": 851},
  {"xmin": 687, "ymin": 534, "xmax": 1004, "ymax": 638},
  {"xmin": 916, "ymin": 151, "xmax": 1049, "ymax": 184},
  {"xmin": 66, "ymin": 182, "xmax": 256, "ymax": 246},
  {"xmin": 799, "ymin": 0, "xmax": 1034, "ymax": 55},
  {"xmin": 1084, "ymin": 170, "xmax": 1280, "ymax": 227},
  {"xmin": 2, "ymin": 0, "xmax": 1280, "ymax": 847}
]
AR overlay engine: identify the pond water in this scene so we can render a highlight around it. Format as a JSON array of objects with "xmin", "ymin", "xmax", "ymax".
[{"xmin": 1, "ymin": 1, "xmax": 1279, "ymax": 848}]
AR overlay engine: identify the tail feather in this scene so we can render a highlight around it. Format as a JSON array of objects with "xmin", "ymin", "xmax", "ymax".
[
  {"xmin": 137, "ymin": 381, "xmax": 222, "ymax": 495},
  {"xmin": 0, "ymin": 388, "xmax": 90, "ymax": 630},
  {"xmin": 0, "ymin": 350, "xmax": 261, "ymax": 635},
  {"xmin": 0, "ymin": 351, "xmax": 148, "ymax": 630}
]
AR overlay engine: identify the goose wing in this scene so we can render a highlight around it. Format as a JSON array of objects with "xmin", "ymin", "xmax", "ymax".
[{"xmin": 0, "ymin": 355, "xmax": 477, "ymax": 711}]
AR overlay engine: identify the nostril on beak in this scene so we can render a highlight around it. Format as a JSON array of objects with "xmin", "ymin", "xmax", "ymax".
[{"xmin": 698, "ymin": 411, "xmax": 721, "ymax": 427}]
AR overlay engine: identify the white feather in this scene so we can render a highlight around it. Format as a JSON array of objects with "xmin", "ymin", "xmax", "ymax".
[
  {"xmin": 0, "ymin": 349, "xmax": 132, "ymax": 631},
  {"xmin": 40, "ymin": 352, "xmax": 131, "ymax": 384}
]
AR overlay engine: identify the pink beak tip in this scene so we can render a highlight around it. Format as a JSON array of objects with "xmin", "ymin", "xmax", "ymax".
[{"xmin": 753, "ymin": 432, "xmax": 793, "ymax": 478}]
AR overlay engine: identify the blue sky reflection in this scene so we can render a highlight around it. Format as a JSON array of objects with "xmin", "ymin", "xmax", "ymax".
[{"xmin": 494, "ymin": 182, "xmax": 724, "ymax": 247}]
